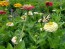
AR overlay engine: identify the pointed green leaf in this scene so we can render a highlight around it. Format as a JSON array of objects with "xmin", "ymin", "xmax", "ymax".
[
  {"xmin": 14, "ymin": 40, "xmax": 26, "ymax": 49},
  {"xmin": 7, "ymin": 43, "xmax": 13, "ymax": 49}
]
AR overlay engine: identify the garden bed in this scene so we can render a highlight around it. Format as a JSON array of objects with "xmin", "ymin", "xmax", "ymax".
[{"xmin": 0, "ymin": 0, "xmax": 65, "ymax": 49}]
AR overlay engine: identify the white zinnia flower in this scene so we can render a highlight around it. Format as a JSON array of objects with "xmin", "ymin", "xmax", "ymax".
[
  {"xmin": 11, "ymin": 36, "xmax": 17, "ymax": 44},
  {"xmin": 43, "ymin": 22, "xmax": 58, "ymax": 32},
  {"xmin": 24, "ymin": 11, "xmax": 33, "ymax": 15},
  {"xmin": 34, "ymin": 12, "xmax": 39, "ymax": 14},
  {"xmin": 21, "ymin": 15, "xmax": 27, "ymax": 20},
  {"xmin": 6, "ymin": 22, "xmax": 14, "ymax": 26},
  {"xmin": 28, "ymin": 11, "xmax": 33, "ymax": 15}
]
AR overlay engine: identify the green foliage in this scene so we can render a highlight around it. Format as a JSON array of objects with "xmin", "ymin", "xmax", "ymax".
[
  {"xmin": 0, "ymin": 0, "xmax": 65, "ymax": 49},
  {"xmin": 14, "ymin": 40, "xmax": 26, "ymax": 49},
  {"xmin": 0, "ymin": 46, "xmax": 6, "ymax": 49},
  {"xmin": 7, "ymin": 43, "xmax": 13, "ymax": 49}
]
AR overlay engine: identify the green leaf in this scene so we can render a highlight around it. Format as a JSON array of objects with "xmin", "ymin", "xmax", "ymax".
[
  {"xmin": 28, "ymin": 46, "xmax": 37, "ymax": 49},
  {"xmin": 7, "ymin": 43, "xmax": 13, "ymax": 49},
  {"xmin": 0, "ymin": 46, "xmax": 6, "ymax": 49},
  {"xmin": 48, "ymin": 36, "xmax": 60, "ymax": 48},
  {"xmin": 14, "ymin": 40, "xmax": 26, "ymax": 49}
]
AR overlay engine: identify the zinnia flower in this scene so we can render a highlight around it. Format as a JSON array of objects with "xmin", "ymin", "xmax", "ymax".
[
  {"xmin": 28, "ymin": 11, "xmax": 33, "ymax": 15},
  {"xmin": 34, "ymin": 12, "xmax": 39, "ymax": 14},
  {"xmin": 6, "ymin": 22, "xmax": 14, "ymax": 26},
  {"xmin": 0, "ymin": 1, "xmax": 9, "ymax": 6},
  {"xmin": 24, "ymin": 11, "xmax": 33, "ymax": 15},
  {"xmin": 11, "ymin": 36, "xmax": 17, "ymax": 44},
  {"xmin": 43, "ymin": 22, "xmax": 58, "ymax": 32},
  {"xmin": 46, "ymin": 1, "xmax": 53, "ymax": 7},
  {"xmin": 0, "ymin": 10, "xmax": 6, "ymax": 14},
  {"xmin": 22, "ymin": 4, "xmax": 34, "ymax": 10},
  {"xmin": 14, "ymin": 3, "xmax": 22, "ymax": 8},
  {"xmin": 21, "ymin": 15, "xmax": 27, "ymax": 20}
]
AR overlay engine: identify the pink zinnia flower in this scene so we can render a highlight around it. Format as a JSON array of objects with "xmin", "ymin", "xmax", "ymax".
[
  {"xmin": 46, "ymin": 1, "xmax": 53, "ymax": 7},
  {"xmin": 0, "ymin": 10, "xmax": 6, "ymax": 14},
  {"xmin": 22, "ymin": 4, "xmax": 34, "ymax": 10}
]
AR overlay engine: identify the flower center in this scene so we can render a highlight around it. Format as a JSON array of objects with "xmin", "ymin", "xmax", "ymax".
[
  {"xmin": 8, "ymin": 22, "xmax": 12, "ymax": 25},
  {"xmin": 48, "ymin": 22, "xmax": 53, "ymax": 25}
]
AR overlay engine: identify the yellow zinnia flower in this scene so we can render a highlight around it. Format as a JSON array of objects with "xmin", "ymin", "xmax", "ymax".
[
  {"xmin": 14, "ymin": 3, "xmax": 22, "ymax": 8},
  {"xmin": 0, "ymin": 1, "xmax": 9, "ymax": 6}
]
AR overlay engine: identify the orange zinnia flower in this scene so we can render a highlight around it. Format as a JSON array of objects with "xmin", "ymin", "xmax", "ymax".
[{"xmin": 0, "ymin": 1, "xmax": 9, "ymax": 6}]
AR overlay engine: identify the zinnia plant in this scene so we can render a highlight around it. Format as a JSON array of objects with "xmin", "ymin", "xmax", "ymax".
[
  {"xmin": 0, "ymin": 0, "xmax": 65, "ymax": 49},
  {"xmin": 0, "ymin": 10, "xmax": 6, "ymax": 14},
  {"xmin": 46, "ymin": 1, "xmax": 53, "ymax": 7},
  {"xmin": 22, "ymin": 4, "xmax": 34, "ymax": 10}
]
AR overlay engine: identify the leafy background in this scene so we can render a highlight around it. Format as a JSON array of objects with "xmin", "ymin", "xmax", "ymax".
[{"xmin": 0, "ymin": 0, "xmax": 65, "ymax": 49}]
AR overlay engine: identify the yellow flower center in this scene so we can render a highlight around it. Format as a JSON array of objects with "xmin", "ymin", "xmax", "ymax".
[
  {"xmin": 48, "ymin": 22, "xmax": 53, "ymax": 25},
  {"xmin": 7, "ymin": 22, "xmax": 12, "ymax": 25}
]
